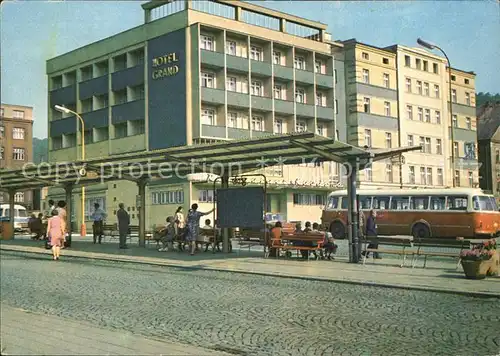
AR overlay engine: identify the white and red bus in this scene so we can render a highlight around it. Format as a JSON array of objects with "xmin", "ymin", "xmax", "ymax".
[{"xmin": 321, "ymin": 188, "xmax": 500, "ymax": 239}]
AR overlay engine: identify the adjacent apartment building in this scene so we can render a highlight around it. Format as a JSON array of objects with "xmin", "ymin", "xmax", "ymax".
[
  {"xmin": 0, "ymin": 104, "xmax": 35, "ymax": 208},
  {"xmin": 45, "ymin": 0, "xmax": 342, "ymax": 230},
  {"xmin": 477, "ymin": 101, "xmax": 500, "ymax": 200},
  {"xmin": 331, "ymin": 40, "xmax": 478, "ymax": 189}
]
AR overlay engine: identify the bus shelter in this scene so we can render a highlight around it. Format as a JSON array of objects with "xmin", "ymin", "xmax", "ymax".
[{"xmin": 0, "ymin": 132, "xmax": 421, "ymax": 262}]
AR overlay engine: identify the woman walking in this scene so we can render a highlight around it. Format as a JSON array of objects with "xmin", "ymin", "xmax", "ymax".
[
  {"xmin": 185, "ymin": 204, "xmax": 214, "ymax": 255},
  {"xmin": 47, "ymin": 209, "xmax": 65, "ymax": 260}
]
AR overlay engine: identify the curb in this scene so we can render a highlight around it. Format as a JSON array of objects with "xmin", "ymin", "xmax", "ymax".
[{"xmin": 2, "ymin": 246, "xmax": 499, "ymax": 299}]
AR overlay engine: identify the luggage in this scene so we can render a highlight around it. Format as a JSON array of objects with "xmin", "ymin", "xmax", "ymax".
[{"xmin": 45, "ymin": 239, "xmax": 51, "ymax": 250}]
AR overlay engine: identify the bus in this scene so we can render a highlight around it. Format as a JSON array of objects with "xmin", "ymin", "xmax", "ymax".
[
  {"xmin": 0, "ymin": 204, "xmax": 29, "ymax": 232},
  {"xmin": 321, "ymin": 188, "xmax": 500, "ymax": 239}
]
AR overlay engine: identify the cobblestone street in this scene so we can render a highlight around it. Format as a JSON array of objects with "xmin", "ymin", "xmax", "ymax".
[{"xmin": 1, "ymin": 254, "xmax": 499, "ymax": 356}]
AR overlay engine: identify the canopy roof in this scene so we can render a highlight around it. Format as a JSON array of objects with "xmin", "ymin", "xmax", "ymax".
[{"xmin": 0, "ymin": 132, "xmax": 421, "ymax": 191}]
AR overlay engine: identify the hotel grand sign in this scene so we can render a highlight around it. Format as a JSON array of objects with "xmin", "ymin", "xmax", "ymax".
[{"xmin": 151, "ymin": 52, "xmax": 179, "ymax": 79}]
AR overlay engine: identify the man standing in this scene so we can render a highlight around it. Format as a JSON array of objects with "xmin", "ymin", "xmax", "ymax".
[
  {"xmin": 116, "ymin": 203, "xmax": 130, "ymax": 249},
  {"xmin": 91, "ymin": 203, "xmax": 107, "ymax": 244}
]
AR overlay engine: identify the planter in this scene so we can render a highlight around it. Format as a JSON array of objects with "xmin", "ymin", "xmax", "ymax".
[{"xmin": 461, "ymin": 259, "xmax": 489, "ymax": 280}]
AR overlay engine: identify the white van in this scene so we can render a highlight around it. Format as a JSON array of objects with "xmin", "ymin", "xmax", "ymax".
[{"xmin": 0, "ymin": 204, "xmax": 29, "ymax": 232}]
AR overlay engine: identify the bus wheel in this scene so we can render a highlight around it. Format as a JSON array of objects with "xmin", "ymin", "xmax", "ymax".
[
  {"xmin": 330, "ymin": 222, "xmax": 346, "ymax": 239},
  {"xmin": 412, "ymin": 224, "xmax": 430, "ymax": 238}
]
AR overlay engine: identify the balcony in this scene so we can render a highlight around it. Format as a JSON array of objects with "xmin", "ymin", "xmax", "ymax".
[
  {"xmin": 251, "ymin": 96, "xmax": 272, "ymax": 111},
  {"xmin": 296, "ymin": 103, "xmax": 314, "ymax": 117},
  {"xmin": 451, "ymin": 102, "xmax": 476, "ymax": 117},
  {"xmin": 201, "ymin": 87, "xmax": 225, "ymax": 105},
  {"xmin": 227, "ymin": 91, "xmax": 249, "ymax": 108},
  {"xmin": 316, "ymin": 73, "xmax": 334, "ymax": 88},
  {"xmin": 357, "ymin": 112, "xmax": 398, "ymax": 131},
  {"xmin": 111, "ymin": 65, "xmax": 144, "ymax": 91},
  {"xmin": 252, "ymin": 130, "xmax": 273, "ymax": 138},
  {"xmin": 228, "ymin": 127, "xmax": 250, "ymax": 140},
  {"xmin": 316, "ymin": 106, "xmax": 334, "ymax": 121},
  {"xmin": 250, "ymin": 60, "xmax": 272, "ymax": 76},
  {"xmin": 49, "ymin": 85, "xmax": 76, "ymax": 107},
  {"xmin": 49, "ymin": 116, "xmax": 77, "ymax": 137},
  {"xmin": 202, "ymin": 125, "xmax": 226, "ymax": 138},
  {"xmin": 274, "ymin": 66, "xmax": 293, "ymax": 81},
  {"xmin": 200, "ymin": 50, "xmax": 224, "ymax": 69},
  {"xmin": 274, "ymin": 100, "xmax": 294, "ymax": 115},
  {"xmin": 111, "ymin": 99, "xmax": 145, "ymax": 124},
  {"xmin": 295, "ymin": 70, "xmax": 314, "ymax": 85},
  {"xmin": 356, "ymin": 83, "xmax": 397, "ymax": 101},
  {"xmin": 81, "ymin": 108, "xmax": 109, "ymax": 129},
  {"xmin": 450, "ymin": 127, "xmax": 477, "ymax": 142},
  {"xmin": 226, "ymin": 55, "xmax": 248, "ymax": 73},
  {"xmin": 79, "ymin": 76, "xmax": 108, "ymax": 100}
]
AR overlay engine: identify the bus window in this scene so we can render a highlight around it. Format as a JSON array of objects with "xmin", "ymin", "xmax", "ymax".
[
  {"xmin": 390, "ymin": 196, "xmax": 410, "ymax": 210},
  {"xmin": 327, "ymin": 196, "xmax": 339, "ymax": 209},
  {"xmin": 473, "ymin": 196, "xmax": 495, "ymax": 211},
  {"xmin": 447, "ymin": 196, "xmax": 468, "ymax": 210},
  {"xmin": 430, "ymin": 196, "xmax": 446, "ymax": 210},
  {"xmin": 490, "ymin": 196, "xmax": 499, "ymax": 211},
  {"xmin": 341, "ymin": 197, "xmax": 348, "ymax": 210},
  {"xmin": 16, "ymin": 209, "xmax": 27, "ymax": 217},
  {"xmin": 413, "ymin": 196, "xmax": 429, "ymax": 210},
  {"xmin": 359, "ymin": 196, "xmax": 372, "ymax": 210},
  {"xmin": 373, "ymin": 196, "xmax": 390, "ymax": 210}
]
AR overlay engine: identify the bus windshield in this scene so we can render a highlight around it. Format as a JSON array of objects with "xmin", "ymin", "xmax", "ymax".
[
  {"xmin": 473, "ymin": 196, "xmax": 498, "ymax": 211},
  {"xmin": 17, "ymin": 209, "xmax": 27, "ymax": 217}
]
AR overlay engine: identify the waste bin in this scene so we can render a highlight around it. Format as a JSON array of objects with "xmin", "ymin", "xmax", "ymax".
[{"xmin": 1, "ymin": 220, "xmax": 14, "ymax": 240}]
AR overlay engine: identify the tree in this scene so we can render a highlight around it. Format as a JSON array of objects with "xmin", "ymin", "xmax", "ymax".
[
  {"xmin": 476, "ymin": 92, "xmax": 500, "ymax": 107},
  {"xmin": 32, "ymin": 138, "xmax": 48, "ymax": 164}
]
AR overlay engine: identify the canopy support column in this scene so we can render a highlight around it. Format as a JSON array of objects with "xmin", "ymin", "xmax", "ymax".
[
  {"xmin": 347, "ymin": 158, "xmax": 360, "ymax": 263},
  {"xmin": 137, "ymin": 179, "xmax": 147, "ymax": 248},
  {"xmin": 8, "ymin": 189, "xmax": 16, "ymax": 239},
  {"xmin": 221, "ymin": 174, "xmax": 230, "ymax": 253},
  {"xmin": 64, "ymin": 184, "xmax": 73, "ymax": 247}
]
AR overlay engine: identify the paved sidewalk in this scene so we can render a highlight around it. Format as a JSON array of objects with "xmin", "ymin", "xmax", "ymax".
[
  {"xmin": 1, "ymin": 240, "xmax": 499, "ymax": 298},
  {"xmin": 0, "ymin": 304, "xmax": 227, "ymax": 355}
]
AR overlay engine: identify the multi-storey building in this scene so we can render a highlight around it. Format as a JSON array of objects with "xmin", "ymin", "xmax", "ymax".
[
  {"xmin": 46, "ymin": 0, "xmax": 341, "ymax": 230},
  {"xmin": 0, "ymin": 104, "xmax": 35, "ymax": 208},
  {"xmin": 332, "ymin": 40, "xmax": 478, "ymax": 189},
  {"xmin": 477, "ymin": 101, "xmax": 500, "ymax": 201}
]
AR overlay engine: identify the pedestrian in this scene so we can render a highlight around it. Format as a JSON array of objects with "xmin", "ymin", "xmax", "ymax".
[
  {"xmin": 363, "ymin": 209, "xmax": 381, "ymax": 259},
  {"xmin": 185, "ymin": 203, "xmax": 214, "ymax": 256},
  {"xmin": 46, "ymin": 209, "xmax": 65, "ymax": 260},
  {"xmin": 158, "ymin": 216, "xmax": 175, "ymax": 252},
  {"xmin": 174, "ymin": 206, "xmax": 185, "ymax": 238},
  {"xmin": 56, "ymin": 201, "xmax": 68, "ymax": 248},
  {"xmin": 116, "ymin": 203, "xmax": 130, "ymax": 249},
  {"xmin": 91, "ymin": 203, "xmax": 107, "ymax": 244}
]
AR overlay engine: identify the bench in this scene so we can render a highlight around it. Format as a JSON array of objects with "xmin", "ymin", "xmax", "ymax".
[
  {"xmin": 128, "ymin": 225, "xmax": 154, "ymax": 246},
  {"xmin": 273, "ymin": 232, "xmax": 325, "ymax": 260},
  {"xmin": 198, "ymin": 228, "xmax": 232, "ymax": 253},
  {"xmin": 411, "ymin": 237, "xmax": 470, "ymax": 269},
  {"xmin": 102, "ymin": 223, "xmax": 119, "ymax": 241},
  {"xmin": 361, "ymin": 236, "xmax": 414, "ymax": 267},
  {"xmin": 236, "ymin": 229, "xmax": 265, "ymax": 254}
]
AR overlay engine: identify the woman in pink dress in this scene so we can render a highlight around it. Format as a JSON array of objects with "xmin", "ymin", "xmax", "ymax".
[{"xmin": 47, "ymin": 209, "xmax": 65, "ymax": 260}]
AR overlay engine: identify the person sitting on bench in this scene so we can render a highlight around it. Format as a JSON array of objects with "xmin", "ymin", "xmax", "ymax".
[
  {"xmin": 158, "ymin": 216, "xmax": 175, "ymax": 252},
  {"xmin": 317, "ymin": 223, "xmax": 337, "ymax": 260}
]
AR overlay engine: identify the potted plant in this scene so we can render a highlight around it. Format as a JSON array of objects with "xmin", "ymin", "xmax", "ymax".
[{"xmin": 460, "ymin": 239, "xmax": 497, "ymax": 279}]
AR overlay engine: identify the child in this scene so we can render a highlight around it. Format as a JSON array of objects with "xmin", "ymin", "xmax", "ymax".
[
  {"xmin": 323, "ymin": 227, "xmax": 338, "ymax": 260},
  {"xmin": 158, "ymin": 216, "xmax": 175, "ymax": 252}
]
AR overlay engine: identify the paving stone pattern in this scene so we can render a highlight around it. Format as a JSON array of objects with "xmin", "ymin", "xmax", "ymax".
[{"xmin": 1, "ymin": 255, "xmax": 499, "ymax": 356}]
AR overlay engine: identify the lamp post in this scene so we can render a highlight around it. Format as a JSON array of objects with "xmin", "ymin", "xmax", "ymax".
[
  {"xmin": 417, "ymin": 38, "xmax": 456, "ymax": 187},
  {"xmin": 54, "ymin": 105, "xmax": 87, "ymax": 236}
]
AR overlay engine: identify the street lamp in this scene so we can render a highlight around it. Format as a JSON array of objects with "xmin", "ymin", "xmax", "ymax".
[
  {"xmin": 54, "ymin": 105, "xmax": 87, "ymax": 236},
  {"xmin": 417, "ymin": 38, "xmax": 456, "ymax": 187}
]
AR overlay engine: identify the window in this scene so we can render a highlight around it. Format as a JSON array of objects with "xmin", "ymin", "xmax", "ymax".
[
  {"xmin": 385, "ymin": 164, "xmax": 393, "ymax": 183},
  {"xmin": 327, "ymin": 196, "xmax": 339, "ymax": 209},
  {"xmin": 383, "ymin": 73, "xmax": 390, "ymax": 88},
  {"xmin": 363, "ymin": 97, "xmax": 370, "ymax": 113},
  {"xmin": 0, "ymin": 108, "xmax": 3, "ymax": 117},
  {"xmin": 226, "ymin": 40, "xmax": 236, "ymax": 56},
  {"xmin": 226, "ymin": 76, "xmax": 236, "ymax": 91},
  {"xmin": 466, "ymin": 117, "xmax": 472, "ymax": 130},
  {"xmin": 362, "ymin": 52, "xmax": 369, "ymax": 60},
  {"xmin": 52, "ymin": 136, "xmax": 63, "ymax": 150},
  {"xmin": 452, "ymin": 89, "xmax": 457, "ymax": 103},
  {"xmin": 405, "ymin": 55, "xmax": 411, "ymax": 67},
  {"xmin": 437, "ymin": 168, "xmax": 444, "ymax": 186},
  {"xmin": 382, "ymin": 58, "xmax": 389, "ymax": 65},
  {"xmin": 416, "ymin": 58, "xmax": 421, "ymax": 70},
  {"xmin": 228, "ymin": 112, "xmax": 237, "ymax": 128},
  {"xmin": 364, "ymin": 129, "xmax": 372, "ymax": 148},
  {"xmin": 423, "ymin": 60, "xmax": 428, "ymax": 71},
  {"xmin": 315, "ymin": 60, "xmax": 323, "ymax": 74},
  {"xmin": 454, "ymin": 142, "xmax": 459, "ymax": 157},
  {"xmin": 433, "ymin": 63, "xmax": 439, "ymax": 74},
  {"xmin": 405, "ymin": 78, "xmax": 412, "ymax": 92},
  {"xmin": 334, "ymin": 69, "xmax": 337, "ymax": 83},
  {"xmin": 364, "ymin": 166, "xmax": 373, "ymax": 181},
  {"xmin": 14, "ymin": 192, "xmax": 24, "ymax": 203},
  {"xmin": 430, "ymin": 196, "xmax": 445, "ymax": 210},
  {"xmin": 294, "ymin": 56, "xmax": 305, "ymax": 70},
  {"xmin": 84, "ymin": 129, "xmax": 93, "ymax": 145},
  {"xmin": 0, "ymin": 146, "xmax": 3, "ymax": 160},
  {"xmin": 407, "ymin": 134, "xmax": 414, "ymax": 146},
  {"xmin": 414, "ymin": 196, "xmax": 429, "ymax": 210},
  {"xmin": 436, "ymin": 139, "xmax": 442, "ymax": 154},
  {"xmin": 426, "ymin": 168, "xmax": 433, "ymax": 186},
  {"xmin": 384, "ymin": 101, "xmax": 391, "ymax": 117},
  {"xmin": 468, "ymin": 171, "xmax": 474, "ymax": 187},
  {"xmin": 293, "ymin": 193, "xmax": 326, "ymax": 206},
  {"xmin": 295, "ymin": 120, "xmax": 307, "ymax": 132},
  {"xmin": 201, "ymin": 108, "xmax": 215, "ymax": 125},
  {"xmin": 13, "ymin": 110, "xmax": 24, "ymax": 119},
  {"xmin": 272, "ymin": 51, "xmax": 281, "ymax": 65},
  {"xmin": 250, "ymin": 80, "xmax": 262, "ymax": 96},
  {"xmin": 451, "ymin": 75, "xmax": 456, "ymax": 81},
  {"xmin": 315, "ymin": 92, "xmax": 325, "ymax": 106},
  {"xmin": 250, "ymin": 45, "xmax": 262, "ymax": 61},
  {"xmin": 406, "ymin": 105, "xmax": 413, "ymax": 120},
  {"xmin": 423, "ymin": 82, "xmax": 429, "ymax": 96},
  {"xmin": 317, "ymin": 124, "xmax": 325, "ymax": 136},
  {"xmin": 372, "ymin": 196, "xmax": 390, "ymax": 210},
  {"xmin": 496, "ymin": 149, "xmax": 499, "ymax": 164},
  {"xmin": 454, "ymin": 170, "xmax": 460, "ymax": 187},
  {"xmin": 391, "ymin": 196, "xmax": 411, "ymax": 210},
  {"xmin": 198, "ymin": 189, "xmax": 214, "ymax": 203},
  {"xmin": 417, "ymin": 107, "xmax": 423, "ymax": 121},
  {"xmin": 200, "ymin": 35, "xmax": 214, "ymax": 51},
  {"xmin": 452, "ymin": 115, "xmax": 458, "ymax": 127},
  {"xmin": 295, "ymin": 88, "xmax": 305, "ymax": 103},
  {"xmin": 420, "ymin": 166, "xmax": 426, "ymax": 184},
  {"xmin": 335, "ymin": 100, "xmax": 338, "ymax": 114},
  {"xmin": 447, "ymin": 195, "xmax": 467, "ymax": 210},
  {"xmin": 114, "ymin": 89, "xmax": 127, "ymax": 105},
  {"xmin": 385, "ymin": 132, "xmax": 392, "ymax": 148},
  {"xmin": 435, "ymin": 111, "xmax": 441, "ymax": 125},
  {"xmin": 13, "ymin": 148, "xmax": 25, "ymax": 160},
  {"xmin": 151, "ymin": 190, "xmax": 184, "ymax": 205},
  {"xmin": 274, "ymin": 119, "xmax": 283, "ymax": 134},
  {"xmin": 419, "ymin": 136, "xmax": 425, "ymax": 151},
  {"xmin": 408, "ymin": 166, "xmax": 415, "ymax": 184},
  {"xmin": 362, "ymin": 69, "xmax": 369, "ymax": 84},
  {"xmin": 12, "ymin": 128, "xmax": 25, "ymax": 140},
  {"xmin": 273, "ymin": 85, "xmax": 282, "ymax": 99},
  {"xmin": 201, "ymin": 72, "xmax": 214, "ymax": 88},
  {"xmin": 434, "ymin": 84, "xmax": 440, "ymax": 98},
  {"xmin": 416, "ymin": 81, "xmax": 422, "ymax": 95},
  {"xmin": 425, "ymin": 137, "xmax": 431, "ymax": 153},
  {"xmin": 251, "ymin": 116, "xmax": 263, "ymax": 131},
  {"xmin": 465, "ymin": 92, "xmax": 471, "ymax": 106},
  {"xmin": 424, "ymin": 108, "xmax": 431, "ymax": 123}
]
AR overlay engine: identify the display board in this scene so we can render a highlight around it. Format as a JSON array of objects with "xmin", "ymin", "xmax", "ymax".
[{"xmin": 216, "ymin": 187, "xmax": 264, "ymax": 228}]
